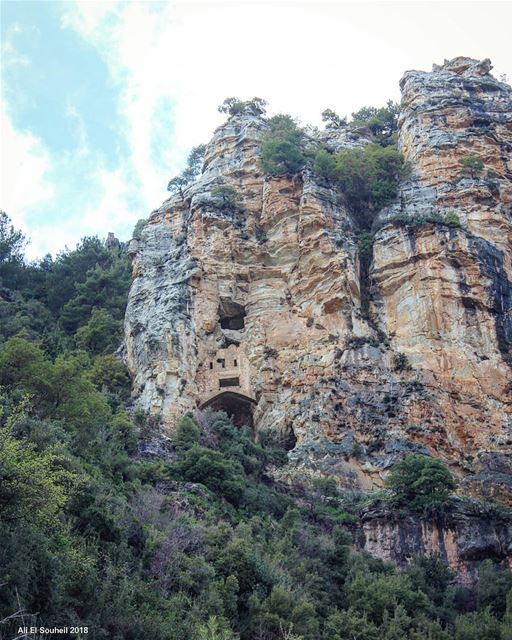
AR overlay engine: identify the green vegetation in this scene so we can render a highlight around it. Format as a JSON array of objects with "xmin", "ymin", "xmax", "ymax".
[
  {"xmin": 218, "ymin": 97, "xmax": 267, "ymax": 117},
  {"xmin": 445, "ymin": 210, "xmax": 461, "ymax": 227},
  {"xmin": 394, "ymin": 352, "xmax": 412, "ymax": 372},
  {"xmin": 315, "ymin": 144, "xmax": 409, "ymax": 229},
  {"xmin": 167, "ymin": 144, "xmax": 207, "ymax": 195},
  {"xmin": 460, "ymin": 156, "xmax": 485, "ymax": 179},
  {"xmin": 132, "ymin": 217, "xmax": 148, "ymax": 239},
  {"xmin": 385, "ymin": 455, "xmax": 457, "ymax": 512},
  {"xmin": 260, "ymin": 114, "xmax": 306, "ymax": 176},
  {"xmin": 211, "ymin": 182, "xmax": 242, "ymax": 213},
  {"xmin": 321, "ymin": 108, "xmax": 347, "ymax": 129},
  {"xmin": 350, "ymin": 100, "xmax": 400, "ymax": 146},
  {"xmin": 1, "ymin": 219, "xmax": 511, "ymax": 639}
]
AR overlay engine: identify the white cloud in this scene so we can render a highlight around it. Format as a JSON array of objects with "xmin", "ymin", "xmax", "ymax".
[
  {"xmin": 0, "ymin": 100, "xmax": 54, "ymax": 241},
  {"xmin": 6, "ymin": 1, "xmax": 512, "ymax": 257}
]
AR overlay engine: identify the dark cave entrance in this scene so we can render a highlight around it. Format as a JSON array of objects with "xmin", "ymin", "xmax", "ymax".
[
  {"xmin": 200, "ymin": 391, "xmax": 256, "ymax": 431},
  {"xmin": 218, "ymin": 300, "xmax": 246, "ymax": 331}
]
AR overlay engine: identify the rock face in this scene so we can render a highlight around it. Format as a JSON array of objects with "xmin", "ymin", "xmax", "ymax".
[
  {"xmin": 357, "ymin": 503, "xmax": 512, "ymax": 584},
  {"xmin": 124, "ymin": 57, "xmax": 512, "ymax": 513}
]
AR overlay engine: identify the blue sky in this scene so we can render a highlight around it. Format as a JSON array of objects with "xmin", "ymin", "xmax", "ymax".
[{"xmin": 1, "ymin": 1, "xmax": 511, "ymax": 258}]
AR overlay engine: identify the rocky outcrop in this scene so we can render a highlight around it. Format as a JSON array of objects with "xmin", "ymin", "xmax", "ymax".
[
  {"xmin": 357, "ymin": 502, "xmax": 512, "ymax": 584},
  {"xmin": 371, "ymin": 56, "xmax": 512, "ymax": 501},
  {"xmin": 124, "ymin": 58, "xmax": 512, "ymax": 511}
]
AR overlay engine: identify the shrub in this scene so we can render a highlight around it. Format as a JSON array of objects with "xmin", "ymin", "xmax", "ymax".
[
  {"xmin": 132, "ymin": 218, "xmax": 148, "ymax": 240},
  {"xmin": 175, "ymin": 444, "xmax": 246, "ymax": 504},
  {"xmin": 218, "ymin": 97, "xmax": 267, "ymax": 117},
  {"xmin": 460, "ymin": 156, "xmax": 484, "ymax": 179},
  {"xmin": 394, "ymin": 352, "xmax": 412, "ymax": 372},
  {"xmin": 313, "ymin": 149, "xmax": 337, "ymax": 181},
  {"xmin": 260, "ymin": 115, "xmax": 306, "ymax": 175},
  {"xmin": 376, "ymin": 211, "xmax": 444, "ymax": 231},
  {"xmin": 167, "ymin": 144, "xmax": 207, "ymax": 194},
  {"xmin": 445, "ymin": 211, "xmax": 461, "ymax": 227},
  {"xmin": 211, "ymin": 183, "xmax": 241, "ymax": 212},
  {"xmin": 350, "ymin": 100, "xmax": 400, "ymax": 146},
  {"xmin": 321, "ymin": 109, "xmax": 347, "ymax": 129},
  {"xmin": 317, "ymin": 144, "xmax": 409, "ymax": 229},
  {"xmin": 75, "ymin": 307, "xmax": 122, "ymax": 355},
  {"xmin": 385, "ymin": 455, "xmax": 457, "ymax": 511}
]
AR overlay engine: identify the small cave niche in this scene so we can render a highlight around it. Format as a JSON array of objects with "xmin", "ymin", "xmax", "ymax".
[
  {"xmin": 219, "ymin": 299, "xmax": 246, "ymax": 331},
  {"xmin": 283, "ymin": 426, "xmax": 297, "ymax": 451}
]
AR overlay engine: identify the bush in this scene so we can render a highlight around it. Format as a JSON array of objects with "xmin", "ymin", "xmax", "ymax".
[
  {"xmin": 460, "ymin": 156, "xmax": 484, "ymax": 179},
  {"xmin": 445, "ymin": 211, "xmax": 461, "ymax": 227},
  {"xmin": 385, "ymin": 455, "xmax": 457, "ymax": 511},
  {"xmin": 313, "ymin": 149, "xmax": 337, "ymax": 181},
  {"xmin": 211, "ymin": 183, "xmax": 242, "ymax": 213},
  {"xmin": 167, "ymin": 144, "xmax": 207, "ymax": 194},
  {"xmin": 260, "ymin": 115, "xmax": 306, "ymax": 176},
  {"xmin": 314, "ymin": 145, "xmax": 409, "ymax": 229},
  {"xmin": 394, "ymin": 352, "xmax": 412, "ymax": 372},
  {"xmin": 350, "ymin": 100, "xmax": 400, "ymax": 146},
  {"xmin": 321, "ymin": 109, "xmax": 347, "ymax": 129},
  {"xmin": 218, "ymin": 97, "xmax": 267, "ymax": 117}
]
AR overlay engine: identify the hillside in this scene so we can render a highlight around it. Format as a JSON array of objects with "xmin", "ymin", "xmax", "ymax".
[{"xmin": 0, "ymin": 56, "xmax": 511, "ymax": 640}]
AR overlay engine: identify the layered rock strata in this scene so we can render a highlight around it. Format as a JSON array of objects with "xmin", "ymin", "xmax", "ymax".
[{"xmin": 124, "ymin": 58, "xmax": 512, "ymax": 507}]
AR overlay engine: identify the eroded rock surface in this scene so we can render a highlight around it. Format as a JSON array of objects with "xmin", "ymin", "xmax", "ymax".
[
  {"xmin": 124, "ymin": 58, "xmax": 512, "ymax": 511},
  {"xmin": 357, "ymin": 503, "xmax": 512, "ymax": 584}
]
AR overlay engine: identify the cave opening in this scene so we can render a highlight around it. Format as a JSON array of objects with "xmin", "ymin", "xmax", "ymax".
[
  {"xmin": 200, "ymin": 391, "xmax": 255, "ymax": 431},
  {"xmin": 219, "ymin": 299, "xmax": 246, "ymax": 331}
]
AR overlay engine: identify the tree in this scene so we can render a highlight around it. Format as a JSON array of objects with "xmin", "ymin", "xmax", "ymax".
[
  {"xmin": 59, "ymin": 257, "xmax": 131, "ymax": 334},
  {"xmin": 313, "ymin": 149, "xmax": 337, "ymax": 181},
  {"xmin": 218, "ymin": 97, "xmax": 267, "ymax": 117},
  {"xmin": 0, "ymin": 212, "xmax": 27, "ymax": 289},
  {"xmin": 75, "ymin": 307, "xmax": 123, "ymax": 355},
  {"xmin": 211, "ymin": 183, "xmax": 241, "ymax": 212},
  {"xmin": 350, "ymin": 100, "xmax": 400, "ymax": 145},
  {"xmin": 195, "ymin": 615, "xmax": 239, "ymax": 640},
  {"xmin": 314, "ymin": 144, "xmax": 409, "ymax": 228},
  {"xmin": 455, "ymin": 608, "xmax": 501, "ymax": 640},
  {"xmin": 0, "ymin": 401, "xmax": 74, "ymax": 528},
  {"xmin": 385, "ymin": 455, "xmax": 456, "ymax": 511},
  {"xmin": 261, "ymin": 115, "xmax": 306, "ymax": 175},
  {"xmin": 46, "ymin": 236, "xmax": 114, "ymax": 315},
  {"xmin": 321, "ymin": 109, "xmax": 347, "ymax": 129},
  {"xmin": 460, "ymin": 156, "xmax": 484, "ymax": 179},
  {"xmin": 167, "ymin": 144, "xmax": 207, "ymax": 194},
  {"xmin": 132, "ymin": 218, "xmax": 148, "ymax": 240}
]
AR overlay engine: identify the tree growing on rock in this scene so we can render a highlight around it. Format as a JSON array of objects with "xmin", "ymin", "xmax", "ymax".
[
  {"xmin": 385, "ymin": 455, "xmax": 457, "ymax": 511},
  {"xmin": 350, "ymin": 100, "xmax": 400, "ymax": 146},
  {"xmin": 260, "ymin": 115, "xmax": 306, "ymax": 175},
  {"xmin": 211, "ymin": 182, "xmax": 242, "ymax": 213},
  {"xmin": 167, "ymin": 144, "xmax": 207, "ymax": 195},
  {"xmin": 460, "ymin": 156, "xmax": 485, "ymax": 179},
  {"xmin": 218, "ymin": 97, "xmax": 267, "ymax": 117},
  {"xmin": 321, "ymin": 109, "xmax": 347, "ymax": 129}
]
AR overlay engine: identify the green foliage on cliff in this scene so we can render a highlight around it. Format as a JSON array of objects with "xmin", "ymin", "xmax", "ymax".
[
  {"xmin": 350, "ymin": 100, "xmax": 400, "ymax": 146},
  {"xmin": 218, "ymin": 97, "xmax": 267, "ymax": 117},
  {"xmin": 460, "ymin": 155, "xmax": 485, "ymax": 179},
  {"xmin": 260, "ymin": 114, "xmax": 306, "ymax": 175},
  {"xmin": 314, "ymin": 144, "xmax": 409, "ymax": 228},
  {"xmin": 1, "ymin": 221, "xmax": 512, "ymax": 640},
  {"xmin": 385, "ymin": 455, "xmax": 457, "ymax": 511},
  {"xmin": 167, "ymin": 143, "xmax": 207, "ymax": 194}
]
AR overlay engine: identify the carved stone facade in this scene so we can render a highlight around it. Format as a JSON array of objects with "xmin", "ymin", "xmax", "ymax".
[{"xmin": 197, "ymin": 344, "xmax": 254, "ymax": 408}]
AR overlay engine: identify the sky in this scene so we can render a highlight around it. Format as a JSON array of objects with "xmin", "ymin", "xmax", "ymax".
[{"xmin": 1, "ymin": 0, "xmax": 511, "ymax": 259}]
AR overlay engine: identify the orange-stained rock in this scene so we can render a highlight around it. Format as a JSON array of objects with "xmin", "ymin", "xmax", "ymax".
[{"xmin": 124, "ymin": 57, "xmax": 512, "ymax": 505}]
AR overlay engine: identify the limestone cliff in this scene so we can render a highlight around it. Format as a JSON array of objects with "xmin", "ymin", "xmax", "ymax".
[{"xmin": 124, "ymin": 57, "xmax": 511, "ymax": 514}]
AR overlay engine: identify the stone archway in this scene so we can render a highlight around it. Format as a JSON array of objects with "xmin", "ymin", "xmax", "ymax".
[{"xmin": 199, "ymin": 390, "xmax": 256, "ymax": 430}]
